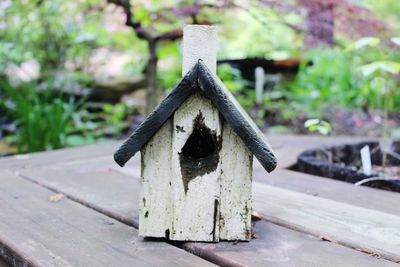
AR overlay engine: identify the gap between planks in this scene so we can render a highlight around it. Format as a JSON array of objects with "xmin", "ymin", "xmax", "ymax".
[
  {"xmin": 15, "ymin": 167, "xmax": 400, "ymax": 266},
  {"xmin": 0, "ymin": 170, "xmax": 215, "ymax": 267},
  {"xmin": 15, "ymin": 170, "xmax": 240, "ymax": 267}
]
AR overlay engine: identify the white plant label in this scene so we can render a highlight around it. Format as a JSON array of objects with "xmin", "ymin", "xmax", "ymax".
[{"xmin": 360, "ymin": 145, "xmax": 372, "ymax": 175}]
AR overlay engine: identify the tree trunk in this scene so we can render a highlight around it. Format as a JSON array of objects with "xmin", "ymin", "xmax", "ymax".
[{"xmin": 145, "ymin": 41, "xmax": 159, "ymax": 115}]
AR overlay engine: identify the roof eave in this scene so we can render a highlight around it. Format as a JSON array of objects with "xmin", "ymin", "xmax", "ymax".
[{"xmin": 114, "ymin": 60, "xmax": 277, "ymax": 173}]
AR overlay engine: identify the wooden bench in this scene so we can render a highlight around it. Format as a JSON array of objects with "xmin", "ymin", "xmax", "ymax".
[{"xmin": 0, "ymin": 135, "xmax": 399, "ymax": 266}]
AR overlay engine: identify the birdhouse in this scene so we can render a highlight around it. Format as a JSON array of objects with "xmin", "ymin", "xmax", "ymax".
[{"xmin": 114, "ymin": 25, "xmax": 277, "ymax": 242}]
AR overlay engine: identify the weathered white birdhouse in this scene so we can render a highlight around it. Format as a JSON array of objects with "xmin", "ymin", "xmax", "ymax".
[{"xmin": 114, "ymin": 25, "xmax": 277, "ymax": 242}]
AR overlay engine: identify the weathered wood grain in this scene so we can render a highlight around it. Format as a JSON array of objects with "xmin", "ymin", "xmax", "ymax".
[
  {"xmin": 0, "ymin": 142, "xmax": 118, "ymax": 170},
  {"xmin": 171, "ymin": 93, "xmax": 221, "ymax": 241},
  {"xmin": 17, "ymin": 158, "xmax": 400, "ymax": 266},
  {"xmin": 113, "ymin": 60, "xmax": 276, "ymax": 172},
  {"xmin": 254, "ymin": 169, "xmax": 400, "ymax": 216},
  {"xmin": 113, "ymin": 66, "xmax": 197, "ymax": 167},
  {"xmin": 19, "ymin": 161, "xmax": 140, "ymax": 227},
  {"xmin": 219, "ymin": 123, "xmax": 253, "ymax": 241},
  {"xmin": 183, "ymin": 219, "xmax": 398, "ymax": 267},
  {"xmin": 253, "ymin": 182, "xmax": 400, "ymax": 262},
  {"xmin": 139, "ymin": 119, "xmax": 173, "ymax": 238},
  {"xmin": 196, "ymin": 61, "xmax": 276, "ymax": 172},
  {"xmin": 0, "ymin": 170, "xmax": 215, "ymax": 267},
  {"xmin": 182, "ymin": 25, "xmax": 217, "ymax": 76}
]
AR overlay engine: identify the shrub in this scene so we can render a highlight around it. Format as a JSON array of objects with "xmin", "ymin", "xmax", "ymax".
[{"xmin": 1, "ymin": 80, "xmax": 80, "ymax": 153}]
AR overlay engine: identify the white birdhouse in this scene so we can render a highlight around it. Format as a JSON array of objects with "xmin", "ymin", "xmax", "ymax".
[{"xmin": 114, "ymin": 25, "xmax": 277, "ymax": 242}]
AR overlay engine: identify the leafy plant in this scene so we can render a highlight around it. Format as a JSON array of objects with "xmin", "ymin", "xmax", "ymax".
[
  {"xmin": 347, "ymin": 36, "xmax": 400, "ymax": 167},
  {"xmin": 288, "ymin": 48, "xmax": 362, "ymax": 117},
  {"xmin": 304, "ymin": 119, "xmax": 332, "ymax": 135},
  {"xmin": 216, "ymin": 64, "xmax": 258, "ymax": 112},
  {"xmin": 1, "ymin": 80, "xmax": 81, "ymax": 153}
]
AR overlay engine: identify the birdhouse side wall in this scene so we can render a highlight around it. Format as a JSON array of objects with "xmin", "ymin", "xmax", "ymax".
[
  {"xmin": 220, "ymin": 123, "xmax": 253, "ymax": 241},
  {"xmin": 171, "ymin": 93, "xmax": 222, "ymax": 241},
  {"xmin": 139, "ymin": 118, "xmax": 173, "ymax": 238}
]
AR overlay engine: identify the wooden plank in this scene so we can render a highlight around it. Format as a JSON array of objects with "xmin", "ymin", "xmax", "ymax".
[
  {"xmin": 183, "ymin": 219, "xmax": 398, "ymax": 267},
  {"xmin": 0, "ymin": 258, "xmax": 9, "ymax": 267},
  {"xmin": 19, "ymin": 162, "xmax": 140, "ymax": 228},
  {"xmin": 219, "ymin": 123, "xmax": 253, "ymax": 240},
  {"xmin": 18, "ymin": 160, "xmax": 399, "ymax": 266},
  {"xmin": 0, "ymin": 142, "xmax": 118, "ymax": 170},
  {"xmin": 0, "ymin": 132, "xmax": 364, "ymax": 171},
  {"xmin": 254, "ymin": 169, "xmax": 400, "ymax": 216},
  {"xmin": 0, "ymin": 170, "xmax": 215, "ymax": 267},
  {"xmin": 139, "ymin": 119, "xmax": 173, "ymax": 238},
  {"xmin": 252, "ymin": 182, "xmax": 400, "ymax": 262}
]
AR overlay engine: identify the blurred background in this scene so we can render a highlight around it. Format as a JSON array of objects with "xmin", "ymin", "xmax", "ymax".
[{"xmin": 1, "ymin": 0, "xmax": 399, "ymax": 156}]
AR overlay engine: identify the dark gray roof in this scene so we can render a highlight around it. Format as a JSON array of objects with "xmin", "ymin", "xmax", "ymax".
[{"xmin": 114, "ymin": 60, "xmax": 277, "ymax": 172}]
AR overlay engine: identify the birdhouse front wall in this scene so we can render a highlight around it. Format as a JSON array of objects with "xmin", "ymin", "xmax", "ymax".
[
  {"xmin": 172, "ymin": 93, "xmax": 222, "ymax": 241},
  {"xmin": 139, "ymin": 93, "xmax": 253, "ymax": 242}
]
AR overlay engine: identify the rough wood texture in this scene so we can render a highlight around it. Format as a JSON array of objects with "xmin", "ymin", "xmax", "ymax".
[
  {"xmin": 113, "ymin": 67, "xmax": 197, "ymax": 167},
  {"xmin": 113, "ymin": 61, "xmax": 276, "ymax": 172},
  {"xmin": 15, "ymin": 156, "xmax": 399, "ymax": 266},
  {"xmin": 182, "ymin": 25, "xmax": 217, "ymax": 76},
  {"xmin": 19, "ymin": 158, "xmax": 140, "ymax": 227},
  {"xmin": 0, "ymin": 170, "xmax": 214, "ymax": 267},
  {"xmin": 254, "ymin": 169, "xmax": 400, "ymax": 216},
  {"xmin": 253, "ymin": 182, "xmax": 400, "ymax": 262},
  {"xmin": 196, "ymin": 62, "xmax": 276, "ymax": 172},
  {"xmin": 219, "ymin": 123, "xmax": 253, "ymax": 240},
  {"xmin": 171, "ymin": 93, "xmax": 221, "ymax": 241},
  {"xmin": 139, "ymin": 119, "xmax": 173, "ymax": 238},
  {"xmin": 0, "ymin": 142, "xmax": 118, "ymax": 170},
  {"xmin": 183, "ymin": 219, "xmax": 398, "ymax": 267}
]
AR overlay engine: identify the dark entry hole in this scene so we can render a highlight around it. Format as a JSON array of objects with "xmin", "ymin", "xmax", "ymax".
[
  {"xmin": 181, "ymin": 127, "xmax": 216, "ymax": 159},
  {"xmin": 179, "ymin": 112, "xmax": 222, "ymax": 194}
]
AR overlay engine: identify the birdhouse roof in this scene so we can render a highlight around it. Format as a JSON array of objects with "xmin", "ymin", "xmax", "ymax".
[{"xmin": 114, "ymin": 60, "xmax": 277, "ymax": 172}]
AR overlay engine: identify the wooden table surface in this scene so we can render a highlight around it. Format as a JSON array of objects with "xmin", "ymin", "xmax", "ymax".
[{"xmin": 0, "ymin": 134, "xmax": 399, "ymax": 267}]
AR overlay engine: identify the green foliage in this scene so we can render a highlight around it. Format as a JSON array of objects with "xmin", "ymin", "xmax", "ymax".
[
  {"xmin": 287, "ymin": 48, "xmax": 362, "ymax": 117},
  {"xmin": 217, "ymin": 64, "xmax": 250, "ymax": 94},
  {"xmin": 217, "ymin": 64, "xmax": 254, "ymax": 110},
  {"xmin": 345, "ymin": 37, "xmax": 380, "ymax": 51},
  {"xmin": 158, "ymin": 43, "xmax": 181, "ymax": 91},
  {"xmin": 304, "ymin": 119, "xmax": 332, "ymax": 135},
  {"xmin": 349, "ymin": 36, "xmax": 400, "ymax": 165},
  {"xmin": 66, "ymin": 101, "xmax": 134, "ymax": 147},
  {"xmin": 284, "ymin": 44, "xmax": 400, "ymax": 117},
  {"xmin": 1, "ymin": 80, "xmax": 80, "ymax": 153},
  {"xmin": 0, "ymin": 0, "xmax": 104, "ymax": 74},
  {"xmin": 218, "ymin": 7, "xmax": 301, "ymax": 59},
  {"xmin": 102, "ymin": 103, "xmax": 130, "ymax": 136},
  {"xmin": 350, "ymin": 36, "xmax": 400, "ymax": 110}
]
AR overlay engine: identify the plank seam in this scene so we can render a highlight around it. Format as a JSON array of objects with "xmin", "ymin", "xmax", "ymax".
[
  {"xmin": 255, "ymin": 211, "xmax": 400, "ymax": 264},
  {"xmin": 15, "ymin": 171, "xmax": 246, "ymax": 267}
]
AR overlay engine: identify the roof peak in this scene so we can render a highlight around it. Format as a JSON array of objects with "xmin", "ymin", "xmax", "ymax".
[{"xmin": 114, "ymin": 60, "xmax": 277, "ymax": 173}]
